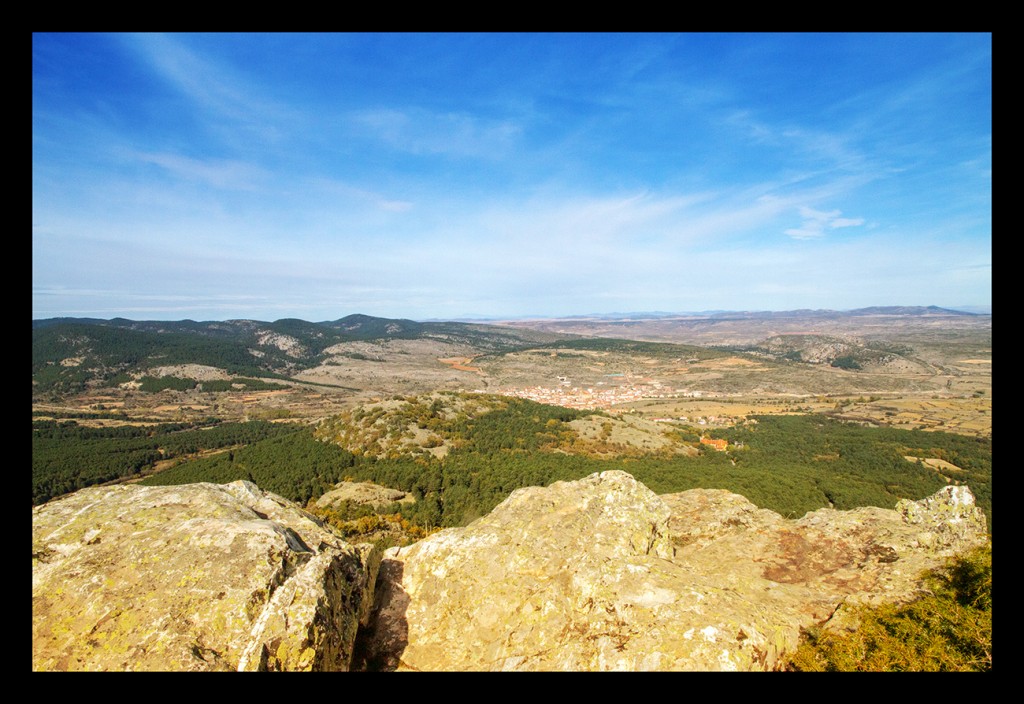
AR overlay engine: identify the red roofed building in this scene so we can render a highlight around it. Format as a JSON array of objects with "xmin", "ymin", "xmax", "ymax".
[{"xmin": 700, "ymin": 436, "xmax": 728, "ymax": 451}]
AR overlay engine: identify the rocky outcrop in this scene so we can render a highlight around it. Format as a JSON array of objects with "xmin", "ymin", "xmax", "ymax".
[
  {"xmin": 32, "ymin": 472, "xmax": 988, "ymax": 672},
  {"xmin": 358, "ymin": 471, "xmax": 988, "ymax": 671},
  {"xmin": 32, "ymin": 481, "xmax": 381, "ymax": 671}
]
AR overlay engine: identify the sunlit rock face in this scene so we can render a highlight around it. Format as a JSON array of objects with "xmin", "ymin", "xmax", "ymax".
[
  {"xmin": 32, "ymin": 481, "xmax": 381, "ymax": 671},
  {"xmin": 31, "ymin": 472, "xmax": 987, "ymax": 672},
  {"xmin": 358, "ymin": 471, "xmax": 987, "ymax": 671}
]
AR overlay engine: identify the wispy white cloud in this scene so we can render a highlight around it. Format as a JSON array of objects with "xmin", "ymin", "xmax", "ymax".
[
  {"xmin": 125, "ymin": 34, "xmax": 250, "ymax": 117},
  {"xmin": 726, "ymin": 110, "xmax": 777, "ymax": 144},
  {"xmin": 379, "ymin": 199, "xmax": 414, "ymax": 212},
  {"xmin": 727, "ymin": 110, "xmax": 869, "ymax": 175},
  {"xmin": 131, "ymin": 151, "xmax": 268, "ymax": 191},
  {"xmin": 312, "ymin": 179, "xmax": 415, "ymax": 213},
  {"xmin": 351, "ymin": 107, "xmax": 522, "ymax": 159},
  {"xmin": 781, "ymin": 128, "xmax": 867, "ymax": 172},
  {"xmin": 785, "ymin": 206, "xmax": 865, "ymax": 240},
  {"xmin": 119, "ymin": 33, "xmax": 297, "ymax": 145},
  {"xmin": 830, "ymin": 217, "xmax": 865, "ymax": 229}
]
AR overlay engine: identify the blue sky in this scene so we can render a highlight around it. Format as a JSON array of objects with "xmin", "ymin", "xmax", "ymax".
[{"xmin": 32, "ymin": 33, "xmax": 991, "ymax": 321}]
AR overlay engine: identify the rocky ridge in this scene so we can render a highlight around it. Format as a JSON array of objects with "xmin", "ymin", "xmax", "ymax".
[
  {"xmin": 358, "ymin": 471, "xmax": 987, "ymax": 671},
  {"xmin": 32, "ymin": 472, "xmax": 988, "ymax": 671}
]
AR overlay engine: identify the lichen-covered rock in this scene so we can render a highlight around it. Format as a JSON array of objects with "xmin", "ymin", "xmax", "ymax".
[
  {"xmin": 895, "ymin": 485, "xmax": 989, "ymax": 551},
  {"xmin": 357, "ymin": 470, "xmax": 684, "ymax": 671},
  {"xmin": 359, "ymin": 471, "xmax": 988, "ymax": 671},
  {"xmin": 32, "ymin": 481, "xmax": 381, "ymax": 671}
]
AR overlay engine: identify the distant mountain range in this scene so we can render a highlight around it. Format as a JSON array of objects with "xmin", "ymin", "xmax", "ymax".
[
  {"xmin": 31, "ymin": 307, "xmax": 987, "ymax": 395},
  {"xmin": 707, "ymin": 305, "xmax": 983, "ymax": 319},
  {"xmin": 480, "ymin": 306, "xmax": 985, "ymax": 322}
]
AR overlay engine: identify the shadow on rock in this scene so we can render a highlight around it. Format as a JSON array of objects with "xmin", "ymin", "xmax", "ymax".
[{"xmin": 351, "ymin": 558, "xmax": 409, "ymax": 671}]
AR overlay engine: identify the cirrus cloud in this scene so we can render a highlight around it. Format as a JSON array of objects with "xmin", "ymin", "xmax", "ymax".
[{"xmin": 785, "ymin": 206, "xmax": 865, "ymax": 240}]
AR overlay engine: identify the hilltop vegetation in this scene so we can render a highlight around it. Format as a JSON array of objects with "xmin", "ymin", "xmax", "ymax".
[
  {"xmin": 129, "ymin": 393, "xmax": 990, "ymax": 536},
  {"xmin": 32, "ymin": 314, "xmax": 577, "ymax": 395},
  {"xmin": 786, "ymin": 543, "xmax": 992, "ymax": 671}
]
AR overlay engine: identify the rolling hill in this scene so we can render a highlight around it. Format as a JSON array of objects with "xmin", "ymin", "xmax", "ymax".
[{"xmin": 31, "ymin": 314, "xmax": 578, "ymax": 394}]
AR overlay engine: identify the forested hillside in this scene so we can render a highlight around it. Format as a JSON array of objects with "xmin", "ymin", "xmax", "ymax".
[
  {"xmin": 135, "ymin": 395, "xmax": 991, "ymax": 533},
  {"xmin": 32, "ymin": 322, "xmax": 280, "ymax": 393},
  {"xmin": 32, "ymin": 419, "xmax": 297, "ymax": 504},
  {"xmin": 31, "ymin": 314, "xmax": 579, "ymax": 394}
]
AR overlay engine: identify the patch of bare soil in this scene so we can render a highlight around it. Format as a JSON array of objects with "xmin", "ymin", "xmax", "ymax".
[{"xmin": 437, "ymin": 357, "xmax": 483, "ymax": 373}]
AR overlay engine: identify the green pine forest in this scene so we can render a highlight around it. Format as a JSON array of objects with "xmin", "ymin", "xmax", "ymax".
[
  {"xmin": 32, "ymin": 419, "xmax": 297, "ymax": 504},
  {"xmin": 34, "ymin": 394, "xmax": 990, "ymax": 533}
]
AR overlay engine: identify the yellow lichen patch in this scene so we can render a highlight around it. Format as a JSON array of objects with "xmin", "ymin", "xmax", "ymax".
[
  {"xmin": 176, "ymin": 570, "xmax": 207, "ymax": 589},
  {"xmin": 296, "ymin": 646, "xmax": 317, "ymax": 669}
]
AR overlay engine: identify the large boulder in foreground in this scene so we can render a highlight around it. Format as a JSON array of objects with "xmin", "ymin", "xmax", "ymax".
[
  {"xmin": 359, "ymin": 471, "xmax": 987, "ymax": 671},
  {"xmin": 32, "ymin": 481, "xmax": 382, "ymax": 671}
]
